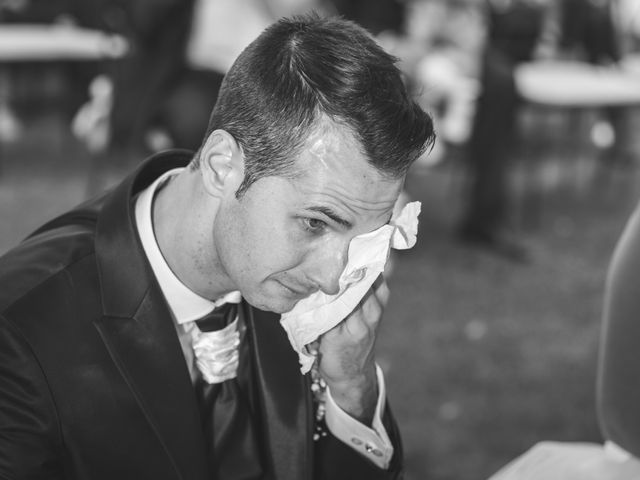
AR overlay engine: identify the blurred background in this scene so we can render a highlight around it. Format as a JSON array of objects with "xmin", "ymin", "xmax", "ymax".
[{"xmin": 1, "ymin": 0, "xmax": 640, "ymax": 478}]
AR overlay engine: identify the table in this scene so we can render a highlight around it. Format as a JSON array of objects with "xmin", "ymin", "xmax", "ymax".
[
  {"xmin": 515, "ymin": 59, "xmax": 640, "ymax": 108},
  {"xmin": 513, "ymin": 59, "xmax": 640, "ymax": 227},
  {"xmin": 0, "ymin": 24, "xmax": 129, "ymax": 175},
  {"xmin": 0, "ymin": 24, "xmax": 128, "ymax": 61}
]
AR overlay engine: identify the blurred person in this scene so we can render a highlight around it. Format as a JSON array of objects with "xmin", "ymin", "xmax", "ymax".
[
  {"xmin": 109, "ymin": 0, "xmax": 332, "ymax": 157},
  {"xmin": 107, "ymin": 0, "xmax": 197, "ymax": 156},
  {"xmin": 558, "ymin": 0, "xmax": 635, "ymax": 168},
  {"xmin": 331, "ymin": 0, "xmax": 406, "ymax": 36},
  {"xmin": 457, "ymin": 0, "xmax": 552, "ymax": 262},
  {"xmin": 0, "ymin": 0, "xmax": 67, "ymax": 23},
  {"xmin": 486, "ymin": 201, "xmax": 640, "ymax": 479},
  {"xmin": 0, "ymin": 0, "xmax": 65, "ymax": 140},
  {"xmin": 559, "ymin": 0, "xmax": 620, "ymax": 64},
  {"xmin": 617, "ymin": 0, "xmax": 640, "ymax": 50},
  {"xmin": 0, "ymin": 0, "xmax": 28, "ymax": 143},
  {"xmin": 62, "ymin": 0, "xmax": 130, "ymax": 116},
  {"xmin": 0, "ymin": 14, "xmax": 435, "ymax": 480},
  {"xmin": 409, "ymin": 0, "xmax": 485, "ymax": 159},
  {"xmin": 157, "ymin": 0, "xmax": 332, "ymax": 151}
]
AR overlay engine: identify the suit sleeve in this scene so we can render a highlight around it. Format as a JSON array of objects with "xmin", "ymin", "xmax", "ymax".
[
  {"xmin": 598, "ymin": 205, "xmax": 640, "ymax": 459},
  {"xmin": 0, "ymin": 315, "xmax": 65, "ymax": 479},
  {"xmin": 313, "ymin": 401, "xmax": 403, "ymax": 480}
]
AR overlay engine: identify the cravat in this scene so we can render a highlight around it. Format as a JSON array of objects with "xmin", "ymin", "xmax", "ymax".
[
  {"xmin": 194, "ymin": 302, "xmax": 263, "ymax": 480},
  {"xmin": 196, "ymin": 303, "xmax": 238, "ymax": 333}
]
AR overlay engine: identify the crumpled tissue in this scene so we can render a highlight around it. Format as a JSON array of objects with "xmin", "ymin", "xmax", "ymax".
[{"xmin": 280, "ymin": 201, "xmax": 421, "ymax": 374}]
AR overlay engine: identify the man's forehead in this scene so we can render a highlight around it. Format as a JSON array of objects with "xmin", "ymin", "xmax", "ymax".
[
  {"xmin": 302, "ymin": 116, "xmax": 362, "ymax": 162},
  {"xmin": 282, "ymin": 116, "xmax": 404, "ymax": 220},
  {"xmin": 294, "ymin": 124, "xmax": 385, "ymax": 184},
  {"xmin": 294, "ymin": 175, "xmax": 403, "ymax": 229}
]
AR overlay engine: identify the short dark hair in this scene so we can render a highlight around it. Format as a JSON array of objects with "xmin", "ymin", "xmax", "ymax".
[{"xmin": 194, "ymin": 13, "xmax": 435, "ymax": 197}]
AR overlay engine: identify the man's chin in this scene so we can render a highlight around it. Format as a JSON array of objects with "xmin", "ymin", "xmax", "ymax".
[{"xmin": 245, "ymin": 294, "xmax": 300, "ymax": 315}]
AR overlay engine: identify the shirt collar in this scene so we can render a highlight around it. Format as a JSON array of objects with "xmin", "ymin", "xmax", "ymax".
[{"xmin": 134, "ymin": 167, "xmax": 241, "ymax": 325}]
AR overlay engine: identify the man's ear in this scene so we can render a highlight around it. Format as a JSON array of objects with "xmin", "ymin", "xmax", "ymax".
[{"xmin": 199, "ymin": 130, "xmax": 244, "ymax": 198}]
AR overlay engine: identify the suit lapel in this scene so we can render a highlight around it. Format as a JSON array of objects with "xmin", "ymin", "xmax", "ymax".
[
  {"xmin": 93, "ymin": 151, "xmax": 209, "ymax": 480},
  {"xmin": 95, "ymin": 291, "xmax": 208, "ymax": 480},
  {"xmin": 247, "ymin": 305, "xmax": 312, "ymax": 480}
]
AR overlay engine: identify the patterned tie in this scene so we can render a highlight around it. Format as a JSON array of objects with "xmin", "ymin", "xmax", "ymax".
[{"xmin": 194, "ymin": 302, "xmax": 262, "ymax": 479}]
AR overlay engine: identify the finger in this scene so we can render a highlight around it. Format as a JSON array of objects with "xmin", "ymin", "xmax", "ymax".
[
  {"xmin": 356, "ymin": 289, "xmax": 385, "ymax": 331},
  {"xmin": 372, "ymin": 273, "xmax": 384, "ymax": 290},
  {"xmin": 372, "ymin": 274, "xmax": 390, "ymax": 306},
  {"xmin": 339, "ymin": 275, "xmax": 388, "ymax": 334},
  {"xmin": 362, "ymin": 276, "xmax": 389, "ymax": 318}
]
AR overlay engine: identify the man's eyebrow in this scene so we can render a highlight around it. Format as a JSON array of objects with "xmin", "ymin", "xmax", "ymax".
[{"xmin": 306, "ymin": 206, "xmax": 352, "ymax": 228}]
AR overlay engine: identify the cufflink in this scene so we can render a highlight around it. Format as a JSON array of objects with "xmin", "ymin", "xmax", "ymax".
[{"xmin": 365, "ymin": 443, "xmax": 383, "ymax": 457}]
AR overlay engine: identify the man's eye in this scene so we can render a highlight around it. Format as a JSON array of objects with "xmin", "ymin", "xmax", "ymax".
[{"xmin": 303, "ymin": 218, "xmax": 327, "ymax": 232}]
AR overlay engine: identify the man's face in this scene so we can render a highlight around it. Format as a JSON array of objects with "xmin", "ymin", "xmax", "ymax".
[{"xmin": 212, "ymin": 123, "xmax": 405, "ymax": 314}]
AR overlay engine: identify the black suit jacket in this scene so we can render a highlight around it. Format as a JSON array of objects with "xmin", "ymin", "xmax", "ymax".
[{"xmin": 0, "ymin": 150, "xmax": 402, "ymax": 479}]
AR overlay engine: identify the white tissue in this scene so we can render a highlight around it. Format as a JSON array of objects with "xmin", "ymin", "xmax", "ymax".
[{"xmin": 280, "ymin": 201, "xmax": 421, "ymax": 374}]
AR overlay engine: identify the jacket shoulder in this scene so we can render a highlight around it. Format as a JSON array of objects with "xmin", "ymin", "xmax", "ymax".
[{"xmin": 0, "ymin": 222, "xmax": 97, "ymax": 313}]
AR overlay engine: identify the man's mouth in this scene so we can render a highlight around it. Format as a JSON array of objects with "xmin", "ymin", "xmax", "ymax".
[{"xmin": 278, "ymin": 281, "xmax": 315, "ymax": 298}]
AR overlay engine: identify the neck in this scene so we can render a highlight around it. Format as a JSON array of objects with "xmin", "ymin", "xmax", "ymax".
[{"xmin": 152, "ymin": 169, "xmax": 234, "ymax": 300}]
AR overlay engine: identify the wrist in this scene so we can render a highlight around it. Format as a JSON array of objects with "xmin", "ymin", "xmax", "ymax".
[{"xmin": 325, "ymin": 367, "xmax": 378, "ymax": 425}]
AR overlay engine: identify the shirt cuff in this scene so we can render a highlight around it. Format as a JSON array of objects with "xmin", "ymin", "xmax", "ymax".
[{"xmin": 323, "ymin": 364, "xmax": 393, "ymax": 469}]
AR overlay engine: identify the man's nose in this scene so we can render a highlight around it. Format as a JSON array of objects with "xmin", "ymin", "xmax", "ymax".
[{"xmin": 307, "ymin": 242, "xmax": 348, "ymax": 296}]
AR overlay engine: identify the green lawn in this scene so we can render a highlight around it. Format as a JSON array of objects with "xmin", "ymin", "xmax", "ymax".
[{"xmin": 1, "ymin": 113, "xmax": 639, "ymax": 480}]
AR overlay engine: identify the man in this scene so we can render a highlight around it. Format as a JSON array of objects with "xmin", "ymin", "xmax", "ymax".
[{"xmin": 0, "ymin": 14, "xmax": 435, "ymax": 480}]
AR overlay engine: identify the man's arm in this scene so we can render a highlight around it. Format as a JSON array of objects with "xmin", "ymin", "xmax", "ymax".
[
  {"xmin": 314, "ymin": 400, "xmax": 403, "ymax": 480},
  {"xmin": 318, "ymin": 276, "xmax": 388, "ymax": 425},
  {"xmin": 0, "ymin": 315, "xmax": 64, "ymax": 479},
  {"xmin": 313, "ymin": 277, "xmax": 403, "ymax": 478}
]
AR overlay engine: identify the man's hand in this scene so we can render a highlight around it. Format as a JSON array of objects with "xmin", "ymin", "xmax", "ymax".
[
  {"xmin": 488, "ymin": 441, "xmax": 640, "ymax": 480},
  {"xmin": 317, "ymin": 275, "xmax": 390, "ymax": 425}
]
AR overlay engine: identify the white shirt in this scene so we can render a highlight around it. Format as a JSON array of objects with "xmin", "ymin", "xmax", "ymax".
[{"xmin": 134, "ymin": 168, "xmax": 393, "ymax": 468}]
